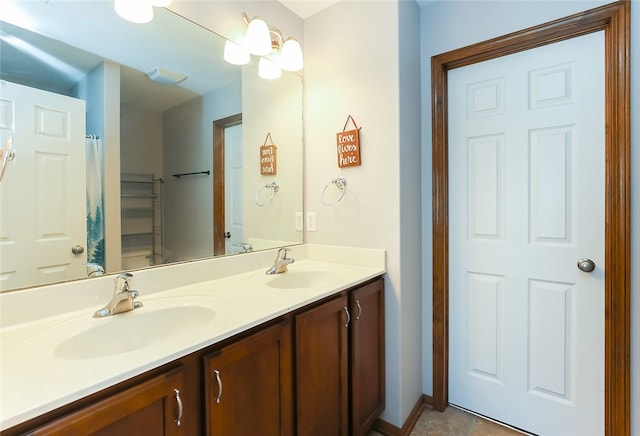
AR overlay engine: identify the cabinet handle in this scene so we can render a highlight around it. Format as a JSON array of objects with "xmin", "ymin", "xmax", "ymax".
[
  {"xmin": 174, "ymin": 388, "xmax": 183, "ymax": 427},
  {"xmin": 343, "ymin": 306, "xmax": 351, "ymax": 327},
  {"xmin": 214, "ymin": 369, "xmax": 223, "ymax": 403},
  {"xmin": 355, "ymin": 300, "xmax": 362, "ymax": 320}
]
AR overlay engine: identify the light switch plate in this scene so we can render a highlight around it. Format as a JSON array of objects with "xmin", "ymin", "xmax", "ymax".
[{"xmin": 295, "ymin": 212, "xmax": 303, "ymax": 231}]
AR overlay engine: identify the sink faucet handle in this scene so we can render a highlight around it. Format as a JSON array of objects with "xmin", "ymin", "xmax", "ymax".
[
  {"xmin": 114, "ymin": 272, "xmax": 133, "ymax": 292},
  {"xmin": 84, "ymin": 262, "xmax": 105, "ymax": 277}
]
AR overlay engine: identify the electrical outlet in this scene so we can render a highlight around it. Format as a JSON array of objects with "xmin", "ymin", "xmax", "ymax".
[
  {"xmin": 306, "ymin": 212, "xmax": 317, "ymax": 232},
  {"xmin": 295, "ymin": 212, "xmax": 303, "ymax": 231}
]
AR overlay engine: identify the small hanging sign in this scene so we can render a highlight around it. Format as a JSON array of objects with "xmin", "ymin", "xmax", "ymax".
[
  {"xmin": 260, "ymin": 133, "xmax": 277, "ymax": 175},
  {"xmin": 336, "ymin": 115, "xmax": 361, "ymax": 168}
]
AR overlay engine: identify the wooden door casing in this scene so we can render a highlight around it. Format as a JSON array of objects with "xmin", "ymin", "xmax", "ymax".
[{"xmin": 431, "ymin": 2, "xmax": 631, "ymax": 435}]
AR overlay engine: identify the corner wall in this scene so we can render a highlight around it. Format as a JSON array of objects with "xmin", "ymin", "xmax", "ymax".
[{"xmin": 304, "ymin": 1, "xmax": 423, "ymax": 428}]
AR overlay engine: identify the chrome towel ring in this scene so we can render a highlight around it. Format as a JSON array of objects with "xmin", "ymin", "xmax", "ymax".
[
  {"xmin": 255, "ymin": 181, "xmax": 279, "ymax": 207},
  {"xmin": 321, "ymin": 177, "xmax": 347, "ymax": 206}
]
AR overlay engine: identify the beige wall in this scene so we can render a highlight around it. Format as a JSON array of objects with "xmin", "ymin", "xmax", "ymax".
[{"xmin": 304, "ymin": 1, "xmax": 423, "ymax": 427}]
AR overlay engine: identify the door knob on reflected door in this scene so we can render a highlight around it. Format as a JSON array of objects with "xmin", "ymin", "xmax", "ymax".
[
  {"xmin": 577, "ymin": 258, "xmax": 595, "ymax": 273},
  {"xmin": 224, "ymin": 232, "xmax": 231, "ymax": 239},
  {"xmin": 71, "ymin": 245, "xmax": 85, "ymax": 255}
]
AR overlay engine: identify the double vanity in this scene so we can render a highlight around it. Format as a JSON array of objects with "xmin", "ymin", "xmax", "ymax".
[{"xmin": 0, "ymin": 244, "xmax": 386, "ymax": 435}]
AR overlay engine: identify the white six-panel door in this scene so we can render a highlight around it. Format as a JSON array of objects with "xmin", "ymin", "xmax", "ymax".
[
  {"xmin": 448, "ymin": 32, "xmax": 604, "ymax": 435},
  {"xmin": 224, "ymin": 123, "xmax": 244, "ymax": 254},
  {"xmin": 0, "ymin": 81, "xmax": 86, "ymax": 290}
]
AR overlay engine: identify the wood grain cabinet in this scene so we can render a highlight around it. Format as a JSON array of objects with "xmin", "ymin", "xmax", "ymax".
[
  {"xmin": 28, "ymin": 367, "xmax": 187, "ymax": 436},
  {"xmin": 203, "ymin": 320, "xmax": 293, "ymax": 436},
  {"xmin": 296, "ymin": 277, "xmax": 385, "ymax": 436},
  {"xmin": 350, "ymin": 278, "xmax": 385, "ymax": 436}
]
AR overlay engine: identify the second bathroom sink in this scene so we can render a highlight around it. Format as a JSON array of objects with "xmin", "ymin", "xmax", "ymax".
[{"xmin": 264, "ymin": 270, "xmax": 342, "ymax": 289}]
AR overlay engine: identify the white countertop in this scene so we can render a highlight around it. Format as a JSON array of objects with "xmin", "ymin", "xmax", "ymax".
[{"xmin": 0, "ymin": 244, "xmax": 385, "ymax": 431}]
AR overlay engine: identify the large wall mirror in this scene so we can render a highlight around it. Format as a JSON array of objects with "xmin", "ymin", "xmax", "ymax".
[{"xmin": 0, "ymin": 1, "xmax": 303, "ymax": 292}]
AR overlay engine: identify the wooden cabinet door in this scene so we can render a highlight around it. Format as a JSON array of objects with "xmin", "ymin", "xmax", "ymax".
[
  {"xmin": 30, "ymin": 367, "xmax": 186, "ymax": 435},
  {"xmin": 350, "ymin": 277, "xmax": 385, "ymax": 436},
  {"xmin": 203, "ymin": 320, "xmax": 292, "ymax": 436},
  {"xmin": 295, "ymin": 295, "xmax": 349, "ymax": 436}
]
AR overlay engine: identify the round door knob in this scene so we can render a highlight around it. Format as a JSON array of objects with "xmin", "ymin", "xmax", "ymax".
[
  {"xmin": 224, "ymin": 232, "xmax": 231, "ymax": 239},
  {"xmin": 577, "ymin": 258, "xmax": 595, "ymax": 273},
  {"xmin": 71, "ymin": 245, "xmax": 85, "ymax": 255}
]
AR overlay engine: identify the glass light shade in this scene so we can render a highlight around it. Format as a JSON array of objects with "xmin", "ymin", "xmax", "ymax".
[
  {"xmin": 151, "ymin": 0, "xmax": 172, "ymax": 6},
  {"xmin": 223, "ymin": 40, "xmax": 250, "ymax": 65},
  {"xmin": 280, "ymin": 38, "xmax": 303, "ymax": 71},
  {"xmin": 245, "ymin": 18, "xmax": 272, "ymax": 56},
  {"xmin": 115, "ymin": 0, "xmax": 153, "ymax": 23},
  {"xmin": 258, "ymin": 57, "xmax": 281, "ymax": 80}
]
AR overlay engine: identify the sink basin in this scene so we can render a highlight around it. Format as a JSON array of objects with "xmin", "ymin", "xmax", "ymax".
[
  {"xmin": 15, "ymin": 295, "xmax": 217, "ymax": 361},
  {"xmin": 248, "ymin": 266, "xmax": 344, "ymax": 290},
  {"xmin": 265, "ymin": 270, "xmax": 341, "ymax": 289},
  {"xmin": 55, "ymin": 304, "xmax": 215, "ymax": 360}
]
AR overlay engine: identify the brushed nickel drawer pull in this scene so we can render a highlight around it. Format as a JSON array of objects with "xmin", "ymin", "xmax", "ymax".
[
  {"xmin": 343, "ymin": 306, "xmax": 351, "ymax": 327},
  {"xmin": 214, "ymin": 369, "xmax": 223, "ymax": 403},
  {"xmin": 355, "ymin": 300, "xmax": 362, "ymax": 320},
  {"xmin": 174, "ymin": 388, "xmax": 183, "ymax": 426}
]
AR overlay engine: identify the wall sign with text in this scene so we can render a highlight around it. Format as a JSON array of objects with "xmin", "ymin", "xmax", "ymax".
[
  {"xmin": 260, "ymin": 133, "xmax": 277, "ymax": 175},
  {"xmin": 336, "ymin": 115, "xmax": 361, "ymax": 168}
]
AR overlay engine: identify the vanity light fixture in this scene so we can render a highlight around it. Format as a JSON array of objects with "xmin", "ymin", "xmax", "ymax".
[
  {"xmin": 114, "ymin": 0, "xmax": 172, "ymax": 24},
  {"xmin": 245, "ymin": 16, "xmax": 272, "ymax": 56},
  {"xmin": 258, "ymin": 58, "xmax": 282, "ymax": 80},
  {"xmin": 279, "ymin": 37, "xmax": 304, "ymax": 72},
  {"xmin": 223, "ymin": 40, "xmax": 251, "ymax": 66},
  {"xmin": 223, "ymin": 13, "xmax": 304, "ymax": 80}
]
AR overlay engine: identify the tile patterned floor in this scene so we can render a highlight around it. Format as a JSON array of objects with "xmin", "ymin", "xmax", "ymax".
[{"xmin": 369, "ymin": 405, "xmax": 527, "ymax": 436}]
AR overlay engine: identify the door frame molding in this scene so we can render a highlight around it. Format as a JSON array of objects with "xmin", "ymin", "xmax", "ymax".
[
  {"xmin": 213, "ymin": 113, "xmax": 242, "ymax": 256},
  {"xmin": 431, "ymin": 2, "xmax": 630, "ymax": 435}
]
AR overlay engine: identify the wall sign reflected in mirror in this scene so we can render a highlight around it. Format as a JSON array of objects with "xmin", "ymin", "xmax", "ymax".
[{"xmin": 0, "ymin": 2, "xmax": 303, "ymax": 292}]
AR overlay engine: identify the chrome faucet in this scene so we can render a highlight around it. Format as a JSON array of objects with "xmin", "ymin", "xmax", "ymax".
[
  {"xmin": 266, "ymin": 248, "xmax": 294, "ymax": 275},
  {"xmin": 233, "ymin": 242, "xmax": 253, "ymax": 254},
  {"xmin": 84, "ymin": 262, "xmax": 105, "ymax": 277},
  {"xmin": 93, "ymin": 273, "xmax": 143, "ymax": 318}
]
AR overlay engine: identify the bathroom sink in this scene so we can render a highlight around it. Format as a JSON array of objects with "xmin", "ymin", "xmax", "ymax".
[
  {"xmin": 55, "ymin": 305, "xmax": 215, "ymax": 360},
  {"xmin": 248, "ymin": 263, "xmax": 345, "ymax": 290},
  {"xmin": 16, "ymin": 296, "xmax": 217, "ymax": 361},
  {"xmin": 264, "ymin": 270, "xmax": 342, "ymax": 289}
]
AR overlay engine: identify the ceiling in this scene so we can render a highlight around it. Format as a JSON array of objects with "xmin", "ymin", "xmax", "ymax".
[
  {"xmin": 277, "ymin": 0, "xmax": 340, "ymax": 19},
  {"xmin": 1, "ymin": 2, "xmax": 239, "ymax": 112},
  {"xmin": 1, "ymin": 0, "xmax": 341, "ymax": 112}
]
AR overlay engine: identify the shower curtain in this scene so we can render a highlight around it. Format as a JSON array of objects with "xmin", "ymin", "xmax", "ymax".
[{"xmin": 86, "ymin": 136, "xmax": 105, "ymax": 268}]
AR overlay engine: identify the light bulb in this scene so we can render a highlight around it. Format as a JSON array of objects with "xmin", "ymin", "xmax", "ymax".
[
  {"xmin": 224, "ymin": 40, "xmax": 250, "ymax": 65},
  {"xmin": 258, "ymin": 57, "xmax": 281, "ymax": 80},
  {"xmin": 115, "ymin": 0, "xmax": 153, "ymax": 23},
  {"xmin": 280, "ymin": 38, "xmax": 303, "ymax": 71},
  {"xmin": 245, "ymin": 18, "xmax": 272, "ymax": 56}
]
